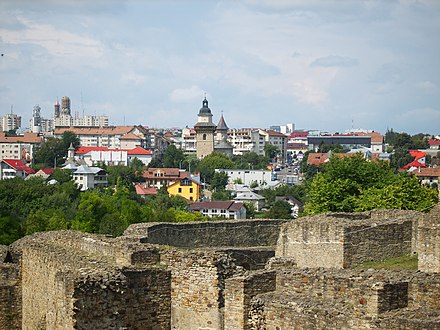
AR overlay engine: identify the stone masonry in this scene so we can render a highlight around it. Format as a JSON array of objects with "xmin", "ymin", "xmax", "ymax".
[{"xmin": 0, "ymin": 210, "xmax": 439, "ymax": 329}]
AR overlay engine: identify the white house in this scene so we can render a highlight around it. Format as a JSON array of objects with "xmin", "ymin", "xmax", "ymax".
[
  {"xmin": 74, "ymin": 146, "xmax": 153, "ymax": 166},
  {"xmin": 0, "ymin": 159, "xmax": 35, "ymax": 180},
  {"xmin": 233, "ymin": 191, "xmax": 266, "ymax": 211},
  {"xmin": 216, "ymin": 168, "xmax": 277, "ymax": 189},
  {"xmin": 188, "ymin": 201, "xmax": 246, "ymax": 219},
  {"xmin": 71, "ymin": 165, "xmax": 108, "ymax": 191}
]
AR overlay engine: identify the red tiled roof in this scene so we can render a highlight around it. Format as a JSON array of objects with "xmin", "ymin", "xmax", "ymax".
[
  {"xmin": 413, "ymin": 167, "xmax": 440, "ymax": 177},
  {"xmin": 75, "ymin": 146, "xmax": 152, "ymax": 155},
  {"xmin": 142, "ymin": 168, "xmax": 189, "ymax": 179},
  {"xmin": 266, "ymin": 130, "xmax": 287, "ymax": 137},
  {"xmin": 2, "ymin": 159, "xmax": 35, "ymax": 174},
  {"xmin": 401, "ymin": 160, "xmax": 427, "ymax": 170},
  {"xmin": 409, "ymin": 150, "xmax": 426, "ymax": 161},
  {"xmin": 120, "ymin": 133, "xmax": 142, "ymax": 140},
  {"xmin": 0, "ymin": 132, "xmax": 42, "ymax": 144},
  {"xmin": 134, "ymin": 184, "xmax": 157, "ymax": 195},
  {"xmin": 127, "ymin": 146, "xmax": 152, "ymax": 155},
  {"xmin": 40, "ymin": 168, "xmax": 55, "ymax": 175},
  {"xmin": 307, "ymin": 153, "xmax": 328, "ymax": 166},
  {"xmin": 428, "ymin": 139, "xmax": 440, "ymax": 146},
  {"xmin": 54, "ymin": 126, "xmax": 138, "ymax": 136}
]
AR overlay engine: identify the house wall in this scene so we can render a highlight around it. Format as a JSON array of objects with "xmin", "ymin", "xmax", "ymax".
[
  {"xmin": 168, "ymin": 180, "xmax": 200, "ymax": 202},
  {"xmin": 217, "ymin": 169, "xmax": 274, "ymax": 187}
]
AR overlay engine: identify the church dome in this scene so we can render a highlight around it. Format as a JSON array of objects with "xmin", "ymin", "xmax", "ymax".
[{"xmin": 198, "ymin": 97, "xmax": 212, "ymax": 116}]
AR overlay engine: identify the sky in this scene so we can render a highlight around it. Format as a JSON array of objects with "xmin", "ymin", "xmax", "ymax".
[{"xmin": 0, "ymin": 0, "xmax": 439, "ymax": 135}]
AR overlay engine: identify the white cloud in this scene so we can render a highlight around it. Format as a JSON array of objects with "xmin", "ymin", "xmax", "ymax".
[
  {"xmin": 169, "ymin": 86, "xmax": 206, "ymax": 103},
  {"xmin": 416, "ymin": 81, "xmax": 437, "ymax": 93},
  {"xmin": 0, "ymin": 16, "xmax": 103, "ymax": 59}
]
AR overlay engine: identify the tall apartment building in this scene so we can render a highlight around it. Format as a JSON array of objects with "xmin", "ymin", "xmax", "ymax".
[
  {"xmin": 0, "ymin": 112, "xmax": 21, "ymax": 132},
  {"xmin": 53, "ymin": 96, "xmax": 109, "ymax": 128},
  {"xmin": 0, "ymin": 132, "xmax": 43, "ymax": 162}
]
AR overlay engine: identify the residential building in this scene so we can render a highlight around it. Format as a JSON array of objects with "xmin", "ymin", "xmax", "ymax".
[
  {"xmin": 53, "ymin": 96, "xmax": 108, "ymax": 128},
  {"xmin": 134, "ymin": 184, "xmax": 158, "ymax": 198},
  {"xmin": 0, "ymin": 132, "xmax": 43, "ymax": 162},
  {"xmin": 307, "ymin": 135, "xmax": 372, "ymax": 151},
  {"xmin": 167, "ymin": 176, "xmax": 201, "ymax": 202},
  {"xmin": 275, "ymin": 196, "xmax": 304, "ymax": 218},
  {"xmin": 71, "ymin": 164, "xmax": 108, "ymax": 191},
  {"xmin": 181, "ymin": 127, "xmax": 197, "ymax": 155},
  {"xmin": 428, "ymin": 139, "xmax": 440, "ymax": 150},
  {"xmin": 227, "ymin": 128, "xmax": 262, "ymax": 155},
  {"xmin": 233, "ymin": 191, "xmax": 265, "ymax": 211},
  {"xmin": 27, "ymin": 168, "xmax": 54, "ymax": 180},
  {"xmin": 0, "ymin": 159, "xmax": 35, "ymax": 180},
  {"xmin": 74, "ymin": 146, "xmax": 153, "ymax": 166},
  {"xmin": 141, "ymin": 168, "xmax": 192, "ymax": 190},
  {"xmin": 188, "ymin": 201, "xmax": 246, "ymax": 219},
  {"xmin": 216, "ymin": 168, "xmax": 276, "ymax": 189},
  {"xmin": 54, "ymin": 125, "xmax": 151, "ymax": 150},
  {"xmin": 260, "ymin": 129, "xmax": 288, "ymax": 162},
  {"xmin": 413, "ymin": 167, "xmax": 440, "ymax": 187},
  {"xmin": 0, "ymin": 112, "xmax": 21, "ymax": 132}
]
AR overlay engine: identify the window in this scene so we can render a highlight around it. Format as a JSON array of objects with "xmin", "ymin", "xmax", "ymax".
[
  {"xmin": 178, "ymin": 188, "xmax": 182, "ymax": 193},
  {"xmin": 189, "ymin": 188, "xmax": 193, "ymax": 193},
  {"xmin": 203, "ymin": 134, "xmax": 207, "ymax": 140},
  {"xmin": 190, "ymin": 197, "xmax": 193, "ymax": 201}
]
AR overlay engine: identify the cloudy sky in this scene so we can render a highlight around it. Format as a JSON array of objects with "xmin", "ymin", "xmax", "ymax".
[{"xmin": 1, "ymin": 0, "xmax": 439, "ymax": 135}]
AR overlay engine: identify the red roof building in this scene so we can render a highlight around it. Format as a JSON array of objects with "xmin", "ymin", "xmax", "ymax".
[{"xmin": 0, "ymin": 159, "xmax": 35, "ymax": 179}]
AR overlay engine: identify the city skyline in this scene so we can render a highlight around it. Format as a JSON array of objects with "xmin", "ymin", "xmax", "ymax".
[{"xmin": 0, "ymin": 0, "xmax": 439, "ymax": 135}]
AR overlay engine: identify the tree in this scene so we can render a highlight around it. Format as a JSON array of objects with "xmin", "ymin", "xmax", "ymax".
[
  {"xmin": 163, "ymin": 145, "xmax": 185, "ymax": 168},
  {"xmin": 51, "ymin": 168, "xmax": 73, "ymax": 184},
  {"xmin": 390, "ymin": 148, "xmax": 414, "ymax": 170},
  {"xmin": 265, "ymin": 200, "xmax": 292, "ymax": 219},
  {"xmin": 210, "ymin": 171, "xmax": 229, "ymax": 191},
  {"xmin": 304, "ymin": 154, "xmax": 438, "ymax": 215},
  {"xmin": 33, "ymin": 131, "xmax": 80, "ymax": 167},
  {"xmin": 264, "ymin": 144, "xmax": 279, "ymax": 160},
  {"xmin": 211, "ymin": 190, "xmax": 231, "ymax": 201},
  {"xmin": 197, "ymin": 152, "xmax": 234, "ymax": 183}
]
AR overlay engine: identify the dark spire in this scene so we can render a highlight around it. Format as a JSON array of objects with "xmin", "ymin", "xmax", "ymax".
[{"xmin": 217, "ymin": 114, "xmax": 229, "ymax": 131}]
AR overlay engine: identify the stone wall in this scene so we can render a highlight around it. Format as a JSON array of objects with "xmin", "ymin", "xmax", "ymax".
[
  {"xmin": 248, "ymin": 268, "xmax": 440, "ymax": 330},
  {"xmin": 0, "ymin": 262, "xmax": 21, "ymax": 330},
  {"xmin": 160, "ymin": 249, "xmax": 244, "ymax": 330},
  {"xmin": 224, "ymin": 271, "xmax": 276, "ymax": 330},
  {"xmin": 418, "ymin": 204, "xmax": 440, "ymax": 273},
  {"xmin": 125, "ymin": 219, "xmax": 287, "ymax": 248},
  {"xmin": 12, "ymin": 231, "xmax": 171, "ymax": 330},
  {"xmin": 276, "ymin": 210, "xmax": 420, "ymax": 268}
]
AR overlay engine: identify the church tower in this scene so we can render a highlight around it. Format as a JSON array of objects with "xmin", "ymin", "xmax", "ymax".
[{"xmin": 194, "ymin": 97, "xmax": 216, "ymax": 159}]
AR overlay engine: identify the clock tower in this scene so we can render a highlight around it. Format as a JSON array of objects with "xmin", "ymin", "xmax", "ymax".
[{"xmin": 194, "ymin": 97, "xmax": 216, "ymax": 159}]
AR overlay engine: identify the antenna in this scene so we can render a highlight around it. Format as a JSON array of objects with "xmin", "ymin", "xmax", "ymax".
[
  {"xmin": 10, "ymin": 105, "xmax": 13, "ymax": 114},
  {"xmin": 80, "ymin": 91, "xmax": 85, "ymax": 117}
]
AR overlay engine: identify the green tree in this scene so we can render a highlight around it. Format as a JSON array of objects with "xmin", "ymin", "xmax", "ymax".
[
  {"xmin": 210, "ymin": 171, "xmax": 229, "ymax": 191},
  {"xmin": 390, "ymin": 148, "xmax": 414, "ymax": 170},
  {"xmin": 265, "ymin": 200, "xmax": 292, "ymax": 219},
  {"xmin": 264, "ymin": 144, "xmax": 279, "ymax": 160},
  {"xmin": 211, "ymin": 190, "xmax": 231, "ymax": 201},
  {"xmin": 197, "ymin": 152, "xmax": 234, "ymax": 183},
  {"xmin": 51, "ymin": 168, "xmax": 73, "ymax": 183},
  {"xmin": 304, "ymin": 154, "xmax": 437, "ymax": 215},
  {"xmin": 163, "ymin": 145, "xmax": 185, "ymax": 168}
]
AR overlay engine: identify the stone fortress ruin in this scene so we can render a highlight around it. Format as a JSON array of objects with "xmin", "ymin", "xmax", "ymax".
[{"xmin": 0, "ymin": 206, "xmax": 439, "ymax": 329}]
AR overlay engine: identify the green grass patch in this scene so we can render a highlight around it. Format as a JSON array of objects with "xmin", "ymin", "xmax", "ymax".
[{"xmin": 354, "ymin": 254, "xmax": 418, "ymax": 271}]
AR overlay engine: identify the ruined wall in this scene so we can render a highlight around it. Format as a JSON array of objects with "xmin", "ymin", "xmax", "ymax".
[
  {"xmin": 224, "ymin": 271, "xmax": 276, "ymax": 330},
  {"xmin": 276, "ymin": 210, "xmax": 419, "ymax": 269},
  {"xmin": 418, "ymin": 204, "xmax": 440, "ymax": 273},
  {"xmin": 0, "ymin": 261, "xmax": 21, "ymax": 330},
  {"xmin": 160, "ymin": 249, "xmax": 244, "ymax": 330},
  {"xmin": 125, "ymin": 219, "xmax": 287, "ymax": 248},
  {"xmin": 275, "ymin": 219, "xmax": 345, "ymax": 268},
  {"xmin": 248, "ymin": 268, "xmax": 440, "ymax": 330},
  {"xmin": 343, "ymin": 220, "xmax": 413, "ymax": 267},
  {"xmin": 14, "ymin": 232, "xmax": 172, "ymax": 330}
]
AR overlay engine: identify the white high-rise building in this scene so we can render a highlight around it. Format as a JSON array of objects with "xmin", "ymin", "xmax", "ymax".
[{"xmin": 0, "ymin": 111, "xmax": 21, "ymax": 132}]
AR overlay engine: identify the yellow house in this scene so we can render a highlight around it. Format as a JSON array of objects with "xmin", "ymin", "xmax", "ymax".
[{"xmin": 167, "ymin": 177, "xmax": 201, "ymax": 202}]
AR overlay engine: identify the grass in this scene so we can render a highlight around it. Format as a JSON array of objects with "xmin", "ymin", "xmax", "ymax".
[{"xmin": 354, "ymin": 254, "xmax": 418, "ymax": 271}]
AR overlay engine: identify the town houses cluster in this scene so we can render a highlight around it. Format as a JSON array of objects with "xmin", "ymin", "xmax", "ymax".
[{"xmin": 0, "ymin": 96, "xmax": 439, "ymax": 217}]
